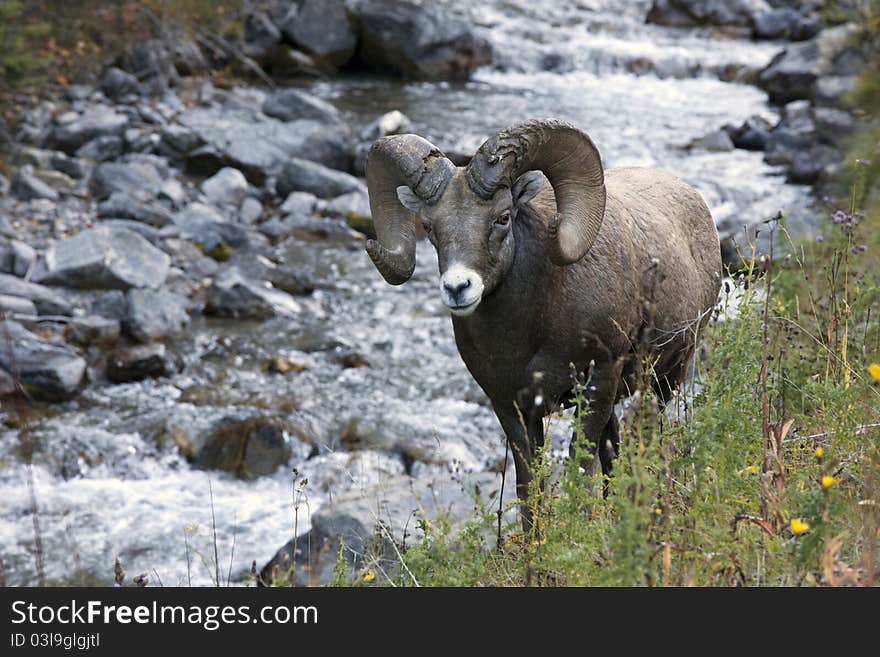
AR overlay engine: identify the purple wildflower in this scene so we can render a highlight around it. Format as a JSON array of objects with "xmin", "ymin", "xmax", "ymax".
[
  {"xmin": 832, "ymin": 210, "xmax": 847, "ymax": 223},
  {"xmin": 858, "ymin": 244, "xmax": 868, "ymax": 252},
  {"xmin": 851, "ymin": 245, "xmax": 859, "ymax": 254},
  {"xmin": 822, "ymin": 195, "xmax": 831, "ymax": 204},
  {"xmin": 816, "ymin": 235, "xmax": 824, "ymax": 242},
  {"xmin": 857, "ymin": 158, "xmax": 871, "ymax": 167}
]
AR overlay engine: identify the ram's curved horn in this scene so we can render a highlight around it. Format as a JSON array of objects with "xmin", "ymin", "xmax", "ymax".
[
  {"xmin": 466, "ymin": 119, "xmax": 606, "ymax": 265},
  {"xmin": 365, "ymin": 135, "xmax": 455, "ymax": 284}
]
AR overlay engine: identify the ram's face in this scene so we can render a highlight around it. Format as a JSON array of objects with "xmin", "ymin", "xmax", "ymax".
[{"xmin": 396, "ymin": 171, "xmax": 518, "ymax": 316}]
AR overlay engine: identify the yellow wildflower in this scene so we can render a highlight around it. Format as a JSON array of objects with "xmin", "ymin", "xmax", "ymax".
[
  {"xmin": 790, "ymin": 518, "xmax": 810, "ymax": 535},
  {"xmin": 363, "ymin": 569, "xmax": 375, "ymax": 583},
  {"xmin": 814, "ymin": 446, "xmax": 824, "ymax": 459},
  {"xmin": 821, "ymin": 475, "xmax": 835, "ymax": 489},
  {"xmin": 869, "ymin": 363, "xmax": 880, "ymax": 381}
]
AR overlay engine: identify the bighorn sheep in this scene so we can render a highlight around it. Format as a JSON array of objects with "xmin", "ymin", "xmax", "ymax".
[{"xmin": 365, "ymin": 119, "xmax": 722, "ymax": 525}]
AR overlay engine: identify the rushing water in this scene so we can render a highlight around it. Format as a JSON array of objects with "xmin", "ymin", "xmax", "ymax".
[{"xmin": 0, "ymin": 0, "xmax": 820, "ymax": 585}]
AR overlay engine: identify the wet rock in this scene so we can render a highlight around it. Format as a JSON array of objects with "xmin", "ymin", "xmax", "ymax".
[
  {"xmin": 90, "ymin": 159, "xmax": 163, "ymax": 201},
  {"xmin": 353, "ymin": 0, "xmax": 492, "ymax": 79},
  {"xmin": 0, "ymin": 273, "xmax": 73, "ymax": 315},
  {"xmin": 97, "ymin": 192, "xmax": 174, "ymax": 227},
  {"xmin": 0, "ymin": 320, "xmax": 86, "ymax": 401},
  {"xmin": 692, "ymin": 129, "xmax": 734, "ymax": 152},
  {"xmin": 647, "ymin": 0, "xmax": 772, "ymax": 29},
  {"xmin": 66, "ymin": 315, "xmax": 121, "ymax": 346},
  {"xmin": 261, "ymin": 471, "xmax": 512, "ymax": 585},
  {"xmin": 106, "ymin": 342, "xmax": 181, "ymax": 383},
  {"xmin": 32, "ymin": 169, "xmax": 77, "ymax": 194},
  {"xmin": 0, "ymin": 294, "xmax": 37, "ymax": 317},
  {"xmin": 757, "ymin": 24, "xmax": 866, "ymax": 104},
  {"xmin": 262, "ymin": 89, "xmax": 344, "ymax": 125},
  {"xmin": 205, "ymin": 266, "xmax": 301, "ymax": 319},
  {"xmin": 48, "ymin": 105, "xmax": 129, "ymax": 154},
  {"xmin": 35, "ymin": 226, "xmax": 170, "ymax": 291},
  {"xmin": 239, "ymin": 197, "xmax": 264, "ymax": 224},
  {"xmin": 124, "ymin": 288, "xmax": 190, "ymax": 342},
  {"xmin": 200, "ymin": 167, "xmax": 249, "ymax": 207},
  {"xmin": 193, "ymin": 416, "xmax": 293, "ymax": 479},
  {"xmin": 88, "ymin": 290, "xmax": 128, "ymax": 321},
  {"xmin": 173, "ymin": 202, "xmax": 255, "ymax": 254},
  {"xmin": 0, "ymin": 239, "xmax": 11, "ymax": 272},
  {"xmin": 812, "ymin": 107, "xmax": 857, "ymax": 142},
  {"xmin": 321, "ymin": 188, "xmax": 371, "ymax": 219},
  {"xmin": 9, "ymin": 240, "xmax": 35, "ymax": 278},
  {"xmin": 11, "ymin": 166, "xmax": 59, "ymax": 201},
  {"xmin": 277, "ymin": 158, "xmax": 366, "ymax": 198},
  {"xmin": 280, "ymin": 191, "xmax": 318, "ymax": 216},
  {"xmin": 281, "ymin": 0, "xmax": 357, "ymax": 69},
  {"xmin": 158, "ymin": 179, "xmax": 187, "ymax": 208},
  {"xmin": 99, "ymin": 67, "xmax": 144, "ymax": 102},
  {"xmin": 75, "ymin": 135, "xmax": 124, "ymax": 161},
  {"xmin": 176, "ymin": 107, "xmax": 350, "ymax": 182},
  {"xmin": 788, "ymin": 144, "xmax": 840, "ymax": 184},
  {"xmin": 258, "ymin": 213, "xmax": 360, "ymax": 242},
  {"xmin": 723, "ymin": 115, "xmax": 773, "ymax": 151},
  {"xmin": 243, "ymin": 11, "xmax": 282, "ymax": 61},
  {"xmin": 228, "ymin": 253, "xmax": 315, "ymax": 296},
  {"xmin": 752, "ymin": 8, "xmax": 820, "ymax": 41}
]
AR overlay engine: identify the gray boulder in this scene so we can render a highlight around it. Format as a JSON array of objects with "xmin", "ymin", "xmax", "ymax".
[
  {"xmin": 243, "ymin": 11, "xmax": 282, "ymax": 61},
  {"xmin": 692, "ymin": 129, "xmax": 734, "ymax": 152},
  {"xmin": 173, "ymin": 202, "xmax": 255, "ymax": 253},
  {"xmin": 11, "ymin": 166, "xmax": 59, "ymax": 201},
  {"xmin": 0, "ymin": 320, "xmax": 86, "ymax": 401},
  {"xmin": 176, "ymin": 107, "xmax": 350, "ymax": 182},
  {"xmin": 0, "ymin": 273, "xmax": 73, "ymax": 315},
  {"xmin": 9, "ymin": 240, "xmax": 35, "ymax": 277},
  {"xmin": 757, "ymin": 24, "xmax": 866, "ymax": 104},
  {"xmin": 205, "ymin": 266, "xmax": 301, "ymax": 319},
  {"xmin": 75, "ymin": 135, "xmax": 124, "ymax": 161},
  {"xmin": 91, "ymin": 159, "xmax": 163, "ymax": 201},
  {"xmin": 200, "ymin": 167, "xmax": 249, "ymax": 207},
  {"xmin": 99, "ymin": 67, "xmax": 144, "ymax": 101},
  {"xmin": 0, "ymin": 294, "xmax": 37, "ymax": 317},
  {"xmin": 48, "ymin": 105, "xmax": 129, "ymax": 154},
  {"xmin": 752, "ymin": 8, "xmax": 820, "ymax": 41},
  {"xmin": 106, "ymin": 342, "xmax": 181, "ymax": 383},
  {"xmin": 647, "ymin": 0, "xmax": 772, "ymax": 28},
  {"xmin": 281, "ymin": 0, "xmax": 357, "ymax": 68},
  {"xmin": 97, "ymin": 192, "xmax": 174, "ymax": 227},
  {"xmin": 353, "ymin": 0, "xmax": 492, "ymax": 79},
  {"xmin": 262, "ymin": 89, "xmax": 344, "ymax": 125},
  {"xmin": 193, "ymin": 416, "xmax": 292, "ymax": 479},
  {"xmin": 66, "ymin": 315, "xmax": 121, "ymax": 346},
  {"xmin": 125, "ymin": 288, "xmax": 190, "ymax": 342},
  {"xmin": 723, "ymin": 115, "xmax": 773, "ymax": 151},
  {"xmin": 277, "ymin": 158, "xmax": 366, "ymax": 198},
  {"xmin": 35, "ymin": 226, "xmax": 170, "ymax": 290}
]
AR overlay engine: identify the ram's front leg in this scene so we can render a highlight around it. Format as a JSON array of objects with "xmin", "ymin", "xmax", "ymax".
[
  {"xmin": 494, "ymin": 401, "xmax": 545, "ymax": 533},
  {"xmin": 570, "ymin": 357, "xmax": 622, "ymax": 493}
]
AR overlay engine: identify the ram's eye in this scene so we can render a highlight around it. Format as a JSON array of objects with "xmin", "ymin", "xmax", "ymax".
[{"xmin": 495, "ymin": 212, "xmax": 511, "ymax": 226}]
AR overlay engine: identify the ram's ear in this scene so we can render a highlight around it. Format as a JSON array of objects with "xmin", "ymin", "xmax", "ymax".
[
  {"xmin": 396, "ymin": 186, "xmax": 426, "ymax": 215},
  {"xmin": 511, "ymin": 170, "xmax": 545, "ymax": 208}
]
